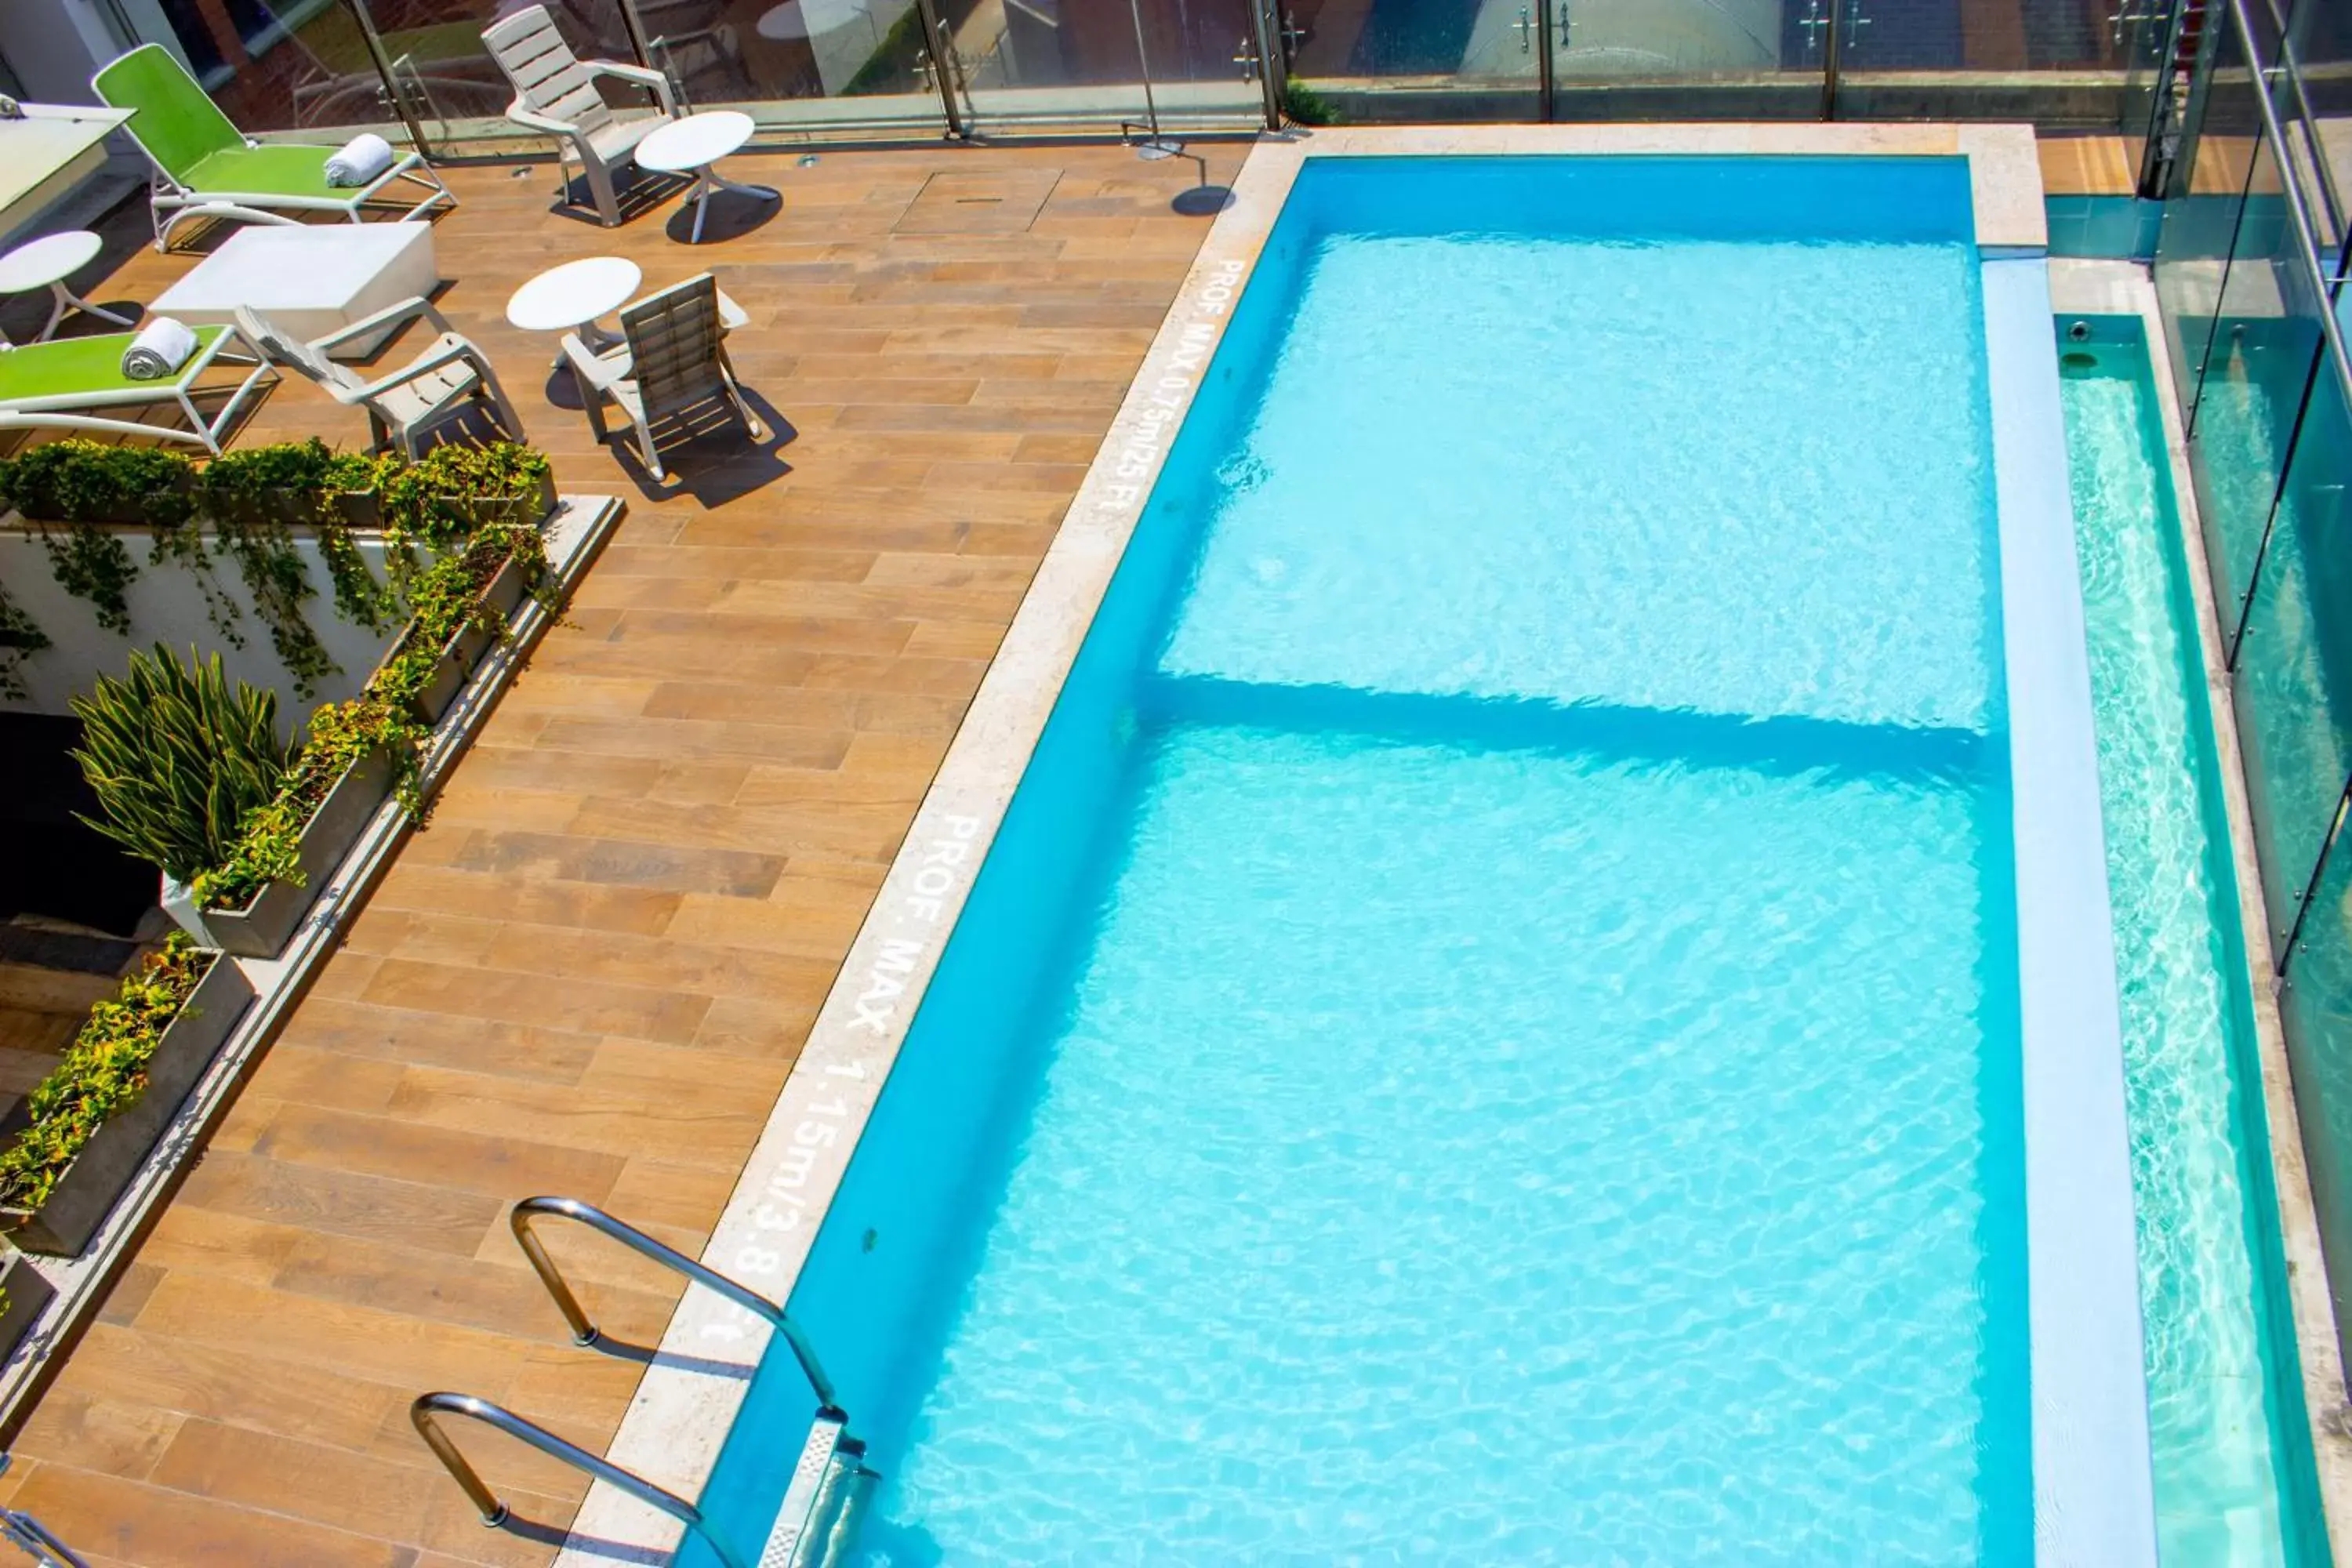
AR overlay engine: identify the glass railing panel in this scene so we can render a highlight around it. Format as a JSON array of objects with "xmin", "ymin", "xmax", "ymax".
[
  {"xmin": 931, "ymin": 0, "xmax": 1155, "ymax": 136},
  {"xmin": 2276, "ymin": 800, "xmax": 2352, "ymax": 1384},
  {"xmin": 1128, "ymin": 0, "xmax": 1269, "ymax": 129},
  {"xmin": 343, "ymin": 0, "xmax": 639, "ymax": 148},
  {"xmin": 1831, "ymin": 0, "xmax": 2131, "ymax": 124},
  {"xmin": 2231, "ymin": 359, "xmax": 2352, "ymax": 952},
  {"xmin": 1544, "ymin": 0, "xmax": 1826, "ymax": 121},
  {"xmin": 2157, "ymin": 22, "xmax": 2259, "ymax": 411},
  {"xmin": 1275, "ymin": 0, "xmax": 1543, "ymax": 124},
  {"xmin": 141, "ymin": 0, "xmax": 418, "ymax": 137},
  {"xmin": 2184, "ymin": 111, "xmax": 2324, "ymax": 637},
  {"xmin": 598, "ymin": 0, "xmax": 954, "ymax": 136}
]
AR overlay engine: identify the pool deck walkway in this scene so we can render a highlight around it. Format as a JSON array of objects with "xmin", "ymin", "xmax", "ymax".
[{"xmin": 0, "ymin": 140, "xmax": 1239, "ymax": 1568}]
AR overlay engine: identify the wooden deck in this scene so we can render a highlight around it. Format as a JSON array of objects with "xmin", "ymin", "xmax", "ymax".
[{"xmin": 0, "ymin": 140, "xmax": 1241, "ymax": 1566}]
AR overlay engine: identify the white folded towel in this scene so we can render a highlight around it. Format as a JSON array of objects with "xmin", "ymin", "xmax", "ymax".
[
  {"xmin": 324, "ymin": 132, "xmax": 395, "ymax": 187},
  {"xmin": 121, "ymin": 317, "xmax": 198, "ymax": 381}
]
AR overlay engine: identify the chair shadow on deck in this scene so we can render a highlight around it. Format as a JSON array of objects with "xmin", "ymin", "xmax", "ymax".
[
  {"xmin": 538, "ymin": 165, "xmax": 697, "ymax": 230},
  {"xmin": 604, "ymin": 394, "xmax": 797, "ymax": 506}
]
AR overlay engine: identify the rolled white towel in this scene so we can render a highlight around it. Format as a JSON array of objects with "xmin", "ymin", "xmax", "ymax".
[
  {"xmin": 121, "ymin": 317, "xmax": 198, "ymax": 381},
  {"xmin": 324, "ymin": 132, "xmax": 395, "ymax": 187}
]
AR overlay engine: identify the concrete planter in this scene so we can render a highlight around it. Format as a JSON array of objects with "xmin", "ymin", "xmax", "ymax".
[
  {"xmin": 199, "ymin": 748, "xmax": 395, "ymax": 959},
  {"xmin": 0, "ymin": 1250, "xmax": 54, "ymax": 1358},
  {"xmin": 0, "ymin": 949, "xmax": 254, "ymax": 1257},
  {"xmin": 368, "ymin": 546, "xmax": 527, "ymax": 726}
]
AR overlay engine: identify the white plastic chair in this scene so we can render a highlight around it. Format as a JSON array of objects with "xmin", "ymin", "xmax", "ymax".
[
  {"xmin": 561, "ymin": 274, "xmax": 764, "ymax": 481},
  {"xmin": 484, "ymin": 4, "xmax": 681, "ymax": 227},
  {"xmin": 235, "ymin": 299, "xmax": 522, "ymax": 459}
]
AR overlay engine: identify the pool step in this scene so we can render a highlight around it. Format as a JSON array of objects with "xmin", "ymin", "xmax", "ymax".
[{"xmin": 760, "ymin": 1410, "xmax": 879, "ymax": 1568}]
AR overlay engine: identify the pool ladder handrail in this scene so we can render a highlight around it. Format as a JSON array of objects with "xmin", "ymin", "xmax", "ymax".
[
  {"xmin": 0, "ymin": 1456, "xmax": 88, "ymax": 1568},
  {"xmin": 510, "ymin": 1194, "xmax": 844, "ymax": 1416},
  {"xmin": 411, "ymin": 1392, "xmax": 751, "ymax": 1568}
]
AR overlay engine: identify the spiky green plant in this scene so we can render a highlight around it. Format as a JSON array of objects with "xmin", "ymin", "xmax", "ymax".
[{"xmin": 69, "ymin": 644, "xmax": 291, "ymax": 884}]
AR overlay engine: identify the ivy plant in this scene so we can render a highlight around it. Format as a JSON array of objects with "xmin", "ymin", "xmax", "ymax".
[
  {"xmin": 0, "ymin": 575, "xmax": 49, "ymax": 702},
  {"xmin": 0, "ymin": 935, "xmax": 212, "ymax": 1215}
]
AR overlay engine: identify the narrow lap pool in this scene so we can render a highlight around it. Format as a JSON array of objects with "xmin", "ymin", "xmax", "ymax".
[
  {"xmin": 2060, "ymin": 321, "xmax": 2325, "ymax": 1568},
  {"xmin": 684, "ymin": 154, "xmax": 2153, "ymax": 1565}
]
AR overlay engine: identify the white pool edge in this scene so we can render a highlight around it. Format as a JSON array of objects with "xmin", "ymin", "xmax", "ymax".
[
  {"xmin": 1984, "ymin": 257, "xmax": 2159, "ymax": 1564},
  {"xmin": 556, "ymin": 126, "xmax": 2123, "ymax": 1566}
]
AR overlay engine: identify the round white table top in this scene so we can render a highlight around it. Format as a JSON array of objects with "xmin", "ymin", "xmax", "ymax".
[
  {"xmin": 756, "ymin": 1, "xmax": 814, "ymax": 38},
  {"xmin": 637, "ymin": 110, "xmax": 757, "ymax": 175},
  {"xmin": 0, "ymin": 230, "xmax": 103, "ymax": 294},
  {"xmin": 506, "ymin": 255, "xmax": 642, "ymax": 332}
]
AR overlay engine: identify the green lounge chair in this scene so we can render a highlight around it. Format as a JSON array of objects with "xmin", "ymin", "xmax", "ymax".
[
  {"xmin": 0, "ymin": 325, "xmax": 278, "ymax": 455},
  {"xmin": 92, "ymin": 44, "xmax": 457, "ymax": 253}
]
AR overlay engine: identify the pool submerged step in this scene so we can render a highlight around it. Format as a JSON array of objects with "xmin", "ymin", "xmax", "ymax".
[{"xmin": 760, "ymin": 1411, "xmax": 878, "ymax": 1568}]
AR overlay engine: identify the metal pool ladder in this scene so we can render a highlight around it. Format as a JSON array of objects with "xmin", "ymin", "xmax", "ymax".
[{"xmin": 412, "ymin": 1196, "xmax": 878, "ymax": 1568}]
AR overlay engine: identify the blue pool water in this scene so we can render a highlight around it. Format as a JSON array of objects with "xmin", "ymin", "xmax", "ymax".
[
  {"xmin": 2060, "ymin": 324, "xmax": 2325, "ymax": 1568},
  {"xmin": 695, "ymin": 158, "xmax": 2039, "ymax": 1563}
]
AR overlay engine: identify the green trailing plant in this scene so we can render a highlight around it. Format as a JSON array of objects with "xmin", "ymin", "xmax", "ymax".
[
  {"xmin": 0, "ymin": 575, "xmax": 49, "ymax": 702},
  {"xmin": 0, "ymin": 935, "xmax": 211, "ymax": 1215},
  {"xmin": 70, "ymin": 644, "xmax": 292, "ymax": 886},
  {"xmin": 191, "ymin": 695, "xmax": 426, "ymax": 912},
  {"xmin": 375, "ymin": 443, "xmax": 552, "ymax": 591},
  {"xmin": 0, "ymin": 438, "xmax": 550, "ymax": 655},
  {"xmin": 28, "ymin": 521, "xmax": 137, "ymax": 636},
  {"xmin": 372, "ymin": 521, "xmax": 553, "ymax": 706},
  {"xmin": 0, "ymin": 442, "xmax": 191, "ymax": 637},
  {"xmin": 199, "ymin": 439, "xmax": 393, "ymax": 635},
  {"xmin": 1283, "ymin": 76, "xmax": 1342, "ymax": 126}
]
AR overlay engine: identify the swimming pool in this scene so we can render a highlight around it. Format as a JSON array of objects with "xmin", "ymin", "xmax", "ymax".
[
  {"xmin": 665, "ymin": 147, "xmax": 2155, "ymax": 1566},
  {"xmin": 2060, "ymin": 318, "xmax": 2326, "ymax": 1567}
]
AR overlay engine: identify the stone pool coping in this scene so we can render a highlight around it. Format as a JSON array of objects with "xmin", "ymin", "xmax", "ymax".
[{"xmin": 558, "ymin": 125, "xmax": 2147, "ymax": 1566}]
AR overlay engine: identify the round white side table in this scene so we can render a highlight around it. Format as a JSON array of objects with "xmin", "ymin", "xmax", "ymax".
[
  {"xmin": 507, "ymin": 255, "xmax": 643, "ymax": 365},
  {"xmin": 0, "ymin": 231, "xmax": 137, "ymax": 347},
  {"xmin": 636, "ymin": 111, "xmax": 779, "ymax": 245}
]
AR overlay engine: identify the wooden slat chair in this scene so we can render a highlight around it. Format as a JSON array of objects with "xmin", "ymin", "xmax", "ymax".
[
  {"xmin": 484, "ymin": 4, "xmax": 681, "ymax": 227},
  {"xmin": 561, "ymin": 274, "xmax": 765, "ymax": 482}
]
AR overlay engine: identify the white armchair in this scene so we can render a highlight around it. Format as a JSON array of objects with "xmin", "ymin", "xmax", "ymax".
[
  {"xmin": 236, "ymin": 299, "xmax": 522, "ymax": 459},
  {"xmin": 484, "ymin": 4, "xmax": 681, "ymax": 227},
  {"xmin": 562, "ymin": 274, "xmax": 764, "ymax": 482}
]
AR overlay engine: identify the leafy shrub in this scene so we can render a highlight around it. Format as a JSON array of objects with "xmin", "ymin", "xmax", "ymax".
[
  {"xmin": 0, "ymin": 935, "xmax": 211, "ymax": 1214},
  {"xmin": 71, "ymin": 645, "xmax": 291, "ymax": 885},
  {"xmin": 190, "ymin": 695, "xmax": 425, "ymax": 912}
]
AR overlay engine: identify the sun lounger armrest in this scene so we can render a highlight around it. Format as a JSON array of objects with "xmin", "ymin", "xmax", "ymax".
[
  {"xmin": 506, "ymin": 100, "xmax": 587, "ymax": 141},
  {"xmin": 586, "ymin": 60, "xmax": 680, "ymax": 114},
  {"xmin": 561, "ymin": 333, "xmax": 630, "ymax": 395},
  {"xmin": 310, "ymin": 295, "xmax": 452, "ymax": 352},
  {"xmin": 347, "ymin": 339, "xmax": 481, "ymax": 400}
]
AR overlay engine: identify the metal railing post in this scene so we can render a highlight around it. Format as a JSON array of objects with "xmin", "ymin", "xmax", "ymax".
[
  {"xmin": 0, "ymin": 1457, "xmax": 88, "ymax": 1568},
  {"xmin": 1536, "ymin": 0, "xmax": 1555, "ymax": 121},
  {"xmin": 911, "ymin": 0, "xmax": 970, "ymax": 139},
  {"xmin": 411, "ymin": 1393, "xmax": 750, "ymax": 1568},
  {"xmin": 1820, "ymin": 0, "xmax": 1844, "ymax": 119},
  {"xmin": 1252, "ymin": 0, "xmax": 1285, "ymax": 129},
  {"xmin": 342, "ymin": 0, "xmax": 431, "ymax": 153},
  {"xmin": 509, "ymin": 1196, "xmax": 843, "ymax": 1415}
]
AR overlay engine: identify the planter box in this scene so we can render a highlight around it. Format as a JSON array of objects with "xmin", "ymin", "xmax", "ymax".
[
  {"xmin": 368, "ymin": 547, "xmax": 527, "ymax": 725},
  {"xmin": 0, "ymin": 1250, "xmax": 54, "ymax": 1358},
  {"xmin": 199, "ymin": 748, "xmax": 395, "ymax": 959},
  {"xmin": 0, "ymin": 949, "xmax": 254, "ymax": 1257}
]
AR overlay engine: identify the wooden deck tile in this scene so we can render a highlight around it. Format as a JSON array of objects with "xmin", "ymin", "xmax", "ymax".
[{"xmin": 5, "ymin": 140, "xmax": 1239, "ymax": 1566}]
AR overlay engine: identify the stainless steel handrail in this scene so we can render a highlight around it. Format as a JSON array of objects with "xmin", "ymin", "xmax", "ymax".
[
  {"xmin": 412, "ymin": 1392, "xmax": 749, "ymax": 1568},
  {"xmin": 0, "ymin": 1457, "xmax": 85, "ymax": 1568},
  {"xmin": 510, "ymin": 1195, "xmax": 843, "ymax": 1415}
]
